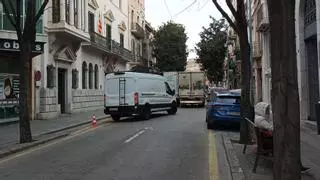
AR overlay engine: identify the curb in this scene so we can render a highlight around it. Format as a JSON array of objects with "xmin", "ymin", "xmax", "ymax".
[
  {"xmin": 222, "ymin": 135, "xmax": 245, "ymax": 180},
  {"xmin": 40, "ymin": 115, "xmax": 110, "ymax": 136},
  {"xmin": 0, "ymin": 133, "xmax": 69, "ymax": 159},
  {"xmin": 0, "ymin": 119, "xmax": 19, "ymax": 126},
  {"xmin": 302, "ymin": 120, "xmax": 318, "ymax": 132}
]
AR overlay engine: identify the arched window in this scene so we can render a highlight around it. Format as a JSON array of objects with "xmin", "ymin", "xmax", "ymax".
[
  {"xmin": 94, "ymin": 64, "xmax": 99, "ymax": 89},
  {"xmin": 82, "ymin": 62, "xmax": 88, "ymax": 89},
  {"xmin": 89, "ymin": 63, "xmax": 93, "ymax": 89}
]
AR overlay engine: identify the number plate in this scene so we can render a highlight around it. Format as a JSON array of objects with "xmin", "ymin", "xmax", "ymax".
[
  {"xmin": 109, "ymin": 108, "xmax": 118, "ymax": 111},
  {"xmin": 229, "ymin": 112, "xmax": 240, "ymax": 116}
]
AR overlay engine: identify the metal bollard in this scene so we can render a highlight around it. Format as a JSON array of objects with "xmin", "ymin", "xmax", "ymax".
[{"xmin": 316, "ymin": 101, "xmax": 320, "ymax": 135}]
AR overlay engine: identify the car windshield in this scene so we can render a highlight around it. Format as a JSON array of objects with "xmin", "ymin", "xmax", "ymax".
[{"xmin": 215, "ymin": 96, "xmax": 240, "ymax": 104}]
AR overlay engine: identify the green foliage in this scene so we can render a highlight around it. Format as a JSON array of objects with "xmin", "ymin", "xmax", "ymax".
[
  {"xmin": 153, "ymin": 21, "xmax": 188, "ymax": 71},
  {"xmin": 196, "ymin": 17, "xmax": 227, "ymax": 83}
]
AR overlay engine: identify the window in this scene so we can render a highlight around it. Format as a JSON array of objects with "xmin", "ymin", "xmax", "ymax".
[
  {"xmin": 106, "ymin": 24, "xmax": 111, "ymax": 39},
  {"xmin": 94, "ymin": 65, "xmax": 99, "ymax": 89},
  {"xmin": 88, "ymin": 12, "xmax": 95, "ymax": 33},
  {"xmin": 215, "ymin": 96, "xmax": 240, "ymax": 104},
  {"xmin": 0, "ymin": 0, "xmax": 43, "ymax": 32},
  {"xmin": 304, "ymin": 0, "xmax": 316, "ymax": 26},
  {"xmin": 74, "ymin": 0, "xmax": 78, "ymax": 27},
  {"xmin": 52, "ymin": 0, "xmax": 60, "ymax": 23},
  {"xmin": 89, "ymin": 63, "xmax": 93, "ymax": 89},
  {"xmin": 120, "ymin": 33, "xmax": 124, "ymax": 48},
  {"xmin": 65, "ymin": 0, "xmax": 70, "ymax": 24},
  {"xmin": 82, "ymin": 62, "xmax": 88, "ymax": 89},
  {"xmin": 131, "ymin": 39, "xmax": 135, "ymax": 53}
]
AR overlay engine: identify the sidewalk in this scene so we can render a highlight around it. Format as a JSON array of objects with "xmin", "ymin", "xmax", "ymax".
[
  {"xmin": 223, "ymin": 121, "xmax": 320, "ymax": 180},
  {"xmin": 0, "ymin": 109, "xmax": 108, "ymax": 151}
]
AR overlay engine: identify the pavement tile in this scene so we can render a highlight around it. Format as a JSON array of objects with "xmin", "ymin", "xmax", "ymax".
[{"xmin": 224, "ymin": 122, "xmax": 320, "ymax": 180}]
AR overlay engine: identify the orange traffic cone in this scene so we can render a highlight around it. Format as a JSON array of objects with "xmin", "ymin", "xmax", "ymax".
[{"xmin": 92, "ymin": 115, "xmax": 97, "ymax": 127}]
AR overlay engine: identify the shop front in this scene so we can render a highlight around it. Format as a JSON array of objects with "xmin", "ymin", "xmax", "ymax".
[{"xmin": 0, "ymin": 38, "xmax": 44, "ymax": 123}]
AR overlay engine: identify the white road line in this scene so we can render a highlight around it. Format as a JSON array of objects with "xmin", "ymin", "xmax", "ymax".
[{"xmin": 124, "ymin": 129, "xmax": 146, "ymax": 144}]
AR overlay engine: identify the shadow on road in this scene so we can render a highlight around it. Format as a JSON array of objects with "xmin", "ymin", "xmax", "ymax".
[
  {"xmin": 210, "ymin": 124, "xmax": 240, "ymax": 133},
  {"xmin": 111, "ymin": 113, "xmax": 169, "ymax": 123}
]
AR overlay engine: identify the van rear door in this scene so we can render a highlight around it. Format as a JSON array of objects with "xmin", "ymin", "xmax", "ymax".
[{"xmin": 105, "ymin": 77, "xmax": 135, "ymax": 107}]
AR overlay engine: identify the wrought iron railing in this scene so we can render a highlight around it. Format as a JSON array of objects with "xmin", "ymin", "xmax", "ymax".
[{"xmin": 90, "ymin": 32, "xmax": 133, "ymax": 61}]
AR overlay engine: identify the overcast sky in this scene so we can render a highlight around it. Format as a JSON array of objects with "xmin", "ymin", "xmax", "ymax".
[{"xmin": 145, "ymin": 0, "xmax": 228, "ymax": 59}]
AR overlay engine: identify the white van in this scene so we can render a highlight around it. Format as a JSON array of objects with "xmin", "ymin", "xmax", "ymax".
[{"xmin": 104, "ymin": 72, "xmax": 177, "ymax": 121}]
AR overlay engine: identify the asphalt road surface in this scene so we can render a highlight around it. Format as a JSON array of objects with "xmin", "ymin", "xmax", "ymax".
[{"xmin": 0, "ymin": 108, "xmax": 233, "ymax": 180}]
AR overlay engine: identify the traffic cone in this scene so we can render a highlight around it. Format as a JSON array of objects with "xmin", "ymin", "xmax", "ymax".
[{"xmin": 92, "ymin": 115, "xmax": 97, "ymax": 127}]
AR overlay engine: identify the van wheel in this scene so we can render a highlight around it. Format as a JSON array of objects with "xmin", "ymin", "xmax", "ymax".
[
  {"xmin": 142, "ymin": 105, "xmax": 151, "ymax": 120},
  {"xmin": 167, "ymin": 102, "xmax": 177, "ymax": 115},
  {"xmin": 111, "ymin": 115, "xmax": 121, "ymax": 121}
]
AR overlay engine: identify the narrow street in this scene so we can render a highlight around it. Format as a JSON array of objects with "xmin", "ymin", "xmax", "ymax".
[{"xmin": 0, "ymin": 108, "xmax": 236, "ymax": 180}]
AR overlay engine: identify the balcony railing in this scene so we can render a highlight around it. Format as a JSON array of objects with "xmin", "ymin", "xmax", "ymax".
[
  {"xmin": 257, "ymin": 2, "xmax": 270, "ymax": 32},
  {"xmin": 131, "ymin": 22, "xmax": 145, "ymax": 39},
  {"xmin": 253, "ymin": 42, "xmax": 262, "ymax": 58},
  {"xmin": 90, "ymin": 32, "xmax": 133, "ymax": 61},
  {"xmin": 111, "ymin": 40, "xmax": 133, "ymax": 61}
]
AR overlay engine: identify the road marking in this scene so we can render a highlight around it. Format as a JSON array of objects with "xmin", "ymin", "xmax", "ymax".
[
  {"xmin": 0, "ymin": 119, "xmax": 111, "ymax": 164},
  {"xmin": 124, "ymin": 129, "xmax": 146, "ymax": 144},
  {"xmin": 208, "ymin": 131, "xmax": 219, "ymax": 180}
]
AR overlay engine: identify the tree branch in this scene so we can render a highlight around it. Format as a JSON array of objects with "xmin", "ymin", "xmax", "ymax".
[
  {"xmin": 212, "ymin": 0, "xmax": 239, "ymax": 33},
  {"xmin": 0, "ymin": 0, "xmax": 22, "ymax": 38},
  {"xmin": 226, "ymin": 0, "xmax": 237, "ymax": 19},
  {"xmin": 16, "ymin": 0, "xmax": 22, "ymax": 40},
  {"xmin": 33, "ymin": 0, "xmax": 49, "ymax": 27}
]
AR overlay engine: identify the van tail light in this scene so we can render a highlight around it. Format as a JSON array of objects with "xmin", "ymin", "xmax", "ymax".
[{"xmin": 134, "ymin": 92, "xmax": 139, "ymax": 105}]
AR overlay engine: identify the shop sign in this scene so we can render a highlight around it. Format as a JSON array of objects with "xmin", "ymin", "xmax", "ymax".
[{"xmin": 0, "ymin": 39, "xmax": 44, "ymax": 53}]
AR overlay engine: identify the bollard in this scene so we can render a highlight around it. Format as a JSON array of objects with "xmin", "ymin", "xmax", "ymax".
[{"xmin": 316, "ymin": 101, "xmax": 320, "ymax": 135}]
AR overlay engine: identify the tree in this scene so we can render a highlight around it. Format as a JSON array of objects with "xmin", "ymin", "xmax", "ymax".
[
  {"xmin": 196, "ymin": 17, "xmax": 227, "ymax": 83},
  {"xmin": 211, "ymin": 0, "xmax": 254, "ymax": 143},
  {"xmin": 268, "ymin": 0, "xmax": 301, "ymax": 179},
  {"xmin": 1, "ymin": 0, "xmax": 49, "ymax": 143},
  {"xmin": 153, "ymin": 21, "xmax": 188, "ymax": 71}
]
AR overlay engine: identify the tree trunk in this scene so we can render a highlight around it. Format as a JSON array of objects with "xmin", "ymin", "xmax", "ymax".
[
  {"xmin": 268, "ymin": 0, "xmax": 301, "ymax": 179},
  {"xmin": 238, "ymin": 26, "xmax": 254, "ymax": 144},
  {"xmin": 19, "ymin": 41, "xmax": 32, "ymax": 143}
]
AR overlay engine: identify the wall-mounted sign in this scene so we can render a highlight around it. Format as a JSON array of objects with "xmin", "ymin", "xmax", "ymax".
[{"xmin": 0, "ymin": 39, "xmax": 44, "ymax": 53}]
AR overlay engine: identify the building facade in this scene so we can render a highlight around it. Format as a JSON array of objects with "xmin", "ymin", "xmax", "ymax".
[
  {"xmin": 0, "ymin": 0, "xmax": 46, "ymax": 122},
  {"xmin": 127, "ymin": 0, "xmax": 146, "ymax": 69},
  {"xmin": 295, "ymin": 0, "xmax": 320, "ymax": 121},
  {"xmin": 251, "ymin": 0, "xmax": 271, "ymax": 105},
  {"xmin": 224, "ymin": 27, "xmax": 241, "ymax": 89},
  {"xmin": 37, "ymin": 0, "xmax": 133, "ymax": 119}
]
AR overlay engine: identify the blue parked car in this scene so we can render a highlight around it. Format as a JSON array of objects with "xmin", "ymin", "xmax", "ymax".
[{"xmin": 206, "ymin": 93, "xmax": 241, "ymax": 129}]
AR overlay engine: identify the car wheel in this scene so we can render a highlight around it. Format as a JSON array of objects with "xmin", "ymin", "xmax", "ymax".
[
  {"xmin": 111, "ymin": 115, "xmax": 121, "ymax": 121},
  {"xmin": 167, "ymin": 102, "xmax": 177, "ymax": 115},
  {"xmin": 142, "ymin": 105, "xmax": 151, "ymax": 120}
]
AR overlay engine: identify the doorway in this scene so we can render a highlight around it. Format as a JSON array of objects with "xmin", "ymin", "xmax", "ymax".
[
  {"xmin": 306, "ymin": 36, "xmax": 319, "ymax": 121},
  {"xmin": 58, "ymin": 68, "xmax": 66, "ymax": 114}
]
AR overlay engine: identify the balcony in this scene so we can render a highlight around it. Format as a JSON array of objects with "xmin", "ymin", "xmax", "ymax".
[
  {"xmin": 252, "ymin": 42, "xmax": 262, "ymax": 59},
  {"xmin": 257, "ymin": 2, "xmax": 270, "ymax": 32},
  {"xmin": 131, "ymin": 22, "xmax": 145, "ymax": 39},
  {"xmin": 111, "ymin": 40, "xmax": 133, "ymax": 62},
  {"xmin": 89, "ymin": 32, "xmax": 133, "ymax": 61}
]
